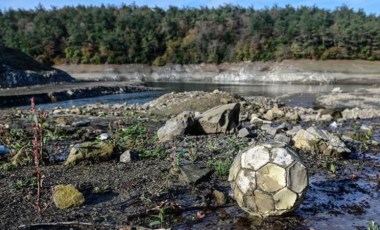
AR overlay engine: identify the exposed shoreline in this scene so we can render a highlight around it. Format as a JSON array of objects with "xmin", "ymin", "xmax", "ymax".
[
  {"xmin": 1, "ymin": 60, "xmax": 380, "ymax": 108},
  {"xmin": 56, "ymin": 60, "xmax": 380, "ymax": 85},
  {"xmin": 0, "ymin": 81, "xmax": 148, "ymax": 108}
]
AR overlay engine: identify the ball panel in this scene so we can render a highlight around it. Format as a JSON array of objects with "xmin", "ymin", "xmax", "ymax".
[
  {"xmin": 271, "ymin": 147, "xmax": 294, "ymax": 167},
  {"xmin": 254, "ymin": 190, "xmax": 274, "ymax": 214},
  {"xmin": 241, "ymin": 146, "xmax": 270, "ymax": 170},
  {"xmin": 232, "ymin": 183, "xmax": 245, "ymax": 208},
  {"xmin": 256, "ymin": 163, "xmax": 286, "ymax": 193},
  {"xmin": 288, "ymin": 162, "xmax": 308, "ymax": 193},
  {"xmin": 244, "ymin": 195, "xmax": 258, "ymax": 213},
  {"xmin": 228, "ymin": 152, "xmax": 242, "ymax": 182},
  {"xmin": 273, "ymin": 187, "xmax": 297, "ymax": 210},
  {"xmin": 236, "ymin": 169, "xmax": 256, "ymax": 194}
]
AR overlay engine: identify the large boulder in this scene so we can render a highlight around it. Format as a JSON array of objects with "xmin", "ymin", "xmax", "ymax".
[
  {"xmin": 229, "ymin": 143, "xmax": 308, "ymax": 218},
  {"xmin": 64, "ymin": 141, "xmax": 114, "ymax": 165},
  {"xmin": 198, "ymin": 103, "xmax": 240, "ymax": 134},
  {"xmin": 293, "ymin": 127, "xmax": 350, "ymax": 155},
  {"xmin": 53, "ymin": 184, "xmax": 85, "ymax": 209},
  {"xmin": 157, "ymin": 111, "xmax": 196, "ymax": 142}
]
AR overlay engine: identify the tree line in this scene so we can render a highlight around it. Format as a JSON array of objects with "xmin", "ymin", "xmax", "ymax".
[{"xmin": 0, "ymin": 4, "xmax": 379, "ymax": 65}]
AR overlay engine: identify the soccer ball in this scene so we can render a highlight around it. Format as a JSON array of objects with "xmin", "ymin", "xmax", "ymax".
[{"xmin": 228, "ymin": 143, "xmax": 308, "ymax": 217}]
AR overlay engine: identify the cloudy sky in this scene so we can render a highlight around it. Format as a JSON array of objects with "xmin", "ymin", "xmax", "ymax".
[{"xmin": 0, "ymin": 0, "xmax": 379, "ymax": 14}]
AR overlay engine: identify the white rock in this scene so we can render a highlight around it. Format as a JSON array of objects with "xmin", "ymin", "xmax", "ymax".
[{"xmin": 99, "ymin": 133, "xmax": 109, "ymax": 140}]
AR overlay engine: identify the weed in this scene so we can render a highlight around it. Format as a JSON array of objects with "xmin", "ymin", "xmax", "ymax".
[
  {"xmin": 0, "ymin": 163, "xmax": 15, "ymax": 171},
  {"xmin": 228, "ymin": 134, "xmax": 247, "ymax": 151},
  {"xmin": 12, "ymin": 177, "xmax": 37, "ymax": 190},
  {"xmin": 186, "ymin": 147, "xmax": 198, "ymax": 162},
  {"xmin": 93, "ymin": 184, "xmax": 110, "ymax": 194},
  {"xmin": 321, "ymin": 155, "xmax": 337, "ymax": 174},
  {"xmin": 30, "ymin": 97, "xmax": 50, "ymax": 213},
  {"xmin": 116, "ymin": 123, "xmax": 166, "ymax": 159},
  {"xmin": 149, "ymin": 205, "xmax": 166, "ymax": 228},
  {"xmin": 141, "ymin": 145, "xmax": 165, "ymax": 159},
  {"xmin": 368, "ymin": 221, "xmax": 379, "ymax": 230},
  {"xmin": 209, "ymin": 158, "xmax": 233, "ymax": 177},
  {"xmin": 206, "ymin": 139, "xmax": 218, "ymax": 153}
]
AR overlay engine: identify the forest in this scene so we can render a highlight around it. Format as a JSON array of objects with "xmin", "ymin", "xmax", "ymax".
[{"xmin": 0, "ymin": 4, "xmax": 379, "ymax": 65}]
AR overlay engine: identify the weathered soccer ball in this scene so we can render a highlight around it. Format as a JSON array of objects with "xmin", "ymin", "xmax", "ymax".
[{"xmin": 229, "ymin": 143, "xmax": 308, "ymax": 218}]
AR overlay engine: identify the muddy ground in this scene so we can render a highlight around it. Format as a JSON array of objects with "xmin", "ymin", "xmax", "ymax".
[{"xmin": 0, "ymin": 92, "xmax": 379, "ymax": 230}]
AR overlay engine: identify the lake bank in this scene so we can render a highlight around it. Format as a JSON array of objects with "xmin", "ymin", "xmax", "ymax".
[
  {"xmin": 0, "ymin": 81, "xmax": 149, "ymax": 108},
  {"xmin": 56, "ymin": 60, "xmax": 380, "ymax": 85}
]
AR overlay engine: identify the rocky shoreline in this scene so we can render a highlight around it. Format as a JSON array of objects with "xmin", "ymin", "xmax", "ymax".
[
  {"xmin": 57, "ymin": 60, "xmax": 380, "ymax": 85},
  {"xmin": 0, "ymin": 90, "xmax": 379, "ymax": 229},
  {"xmin": 0, "ymin": 81, "xmax": 149, "ymax": 108}
]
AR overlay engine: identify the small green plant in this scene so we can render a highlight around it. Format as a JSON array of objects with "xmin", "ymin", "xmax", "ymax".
[
  {"xmin": 185, "ymin": 147, "xmax": 198, "ymax": 162},
  {"xmin": 206, "ymin": 139, "xmax": 218, "ymax": 153},
  {"xmin": 228, "ymin": 134, "xmax": 247, "ymax": 151},
  {"xmin": 93, "ymin": 184, "xmax": 110, "ymax": 194},
  {"xmin": 322, "ymin": 155, "xmax": 337, "ymax": 174},
  {"xmin": 210, "ymin": 158, "xmax": 233, "ymax": 177},
  {"xmin": 44, "ymin": 127, "xmax": 68, "ymax": 143},
  {"xmin": 368, "ymin": 221, "xmax": 379, "ymax": 230},
  {"xmin": 141, "ymin": 146, "xmax": 165, "ymax": 159},
  {"xmin": 0, "ymin": 163, "xmax": 15, "ymax": 171},
  {"xmin": 149, "ymin": 206, "xmax": 166, "ymax": 228},
  {"xmin": 12, "ymin": 177, "xmax": 37, "ymax": 190}
]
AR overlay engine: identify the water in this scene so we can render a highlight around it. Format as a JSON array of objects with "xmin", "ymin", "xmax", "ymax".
[
  {"xmin": 27, "ymin": 91, "xmax": 166, "ymax": 110},
  {"xmin": 29, "ymin": 82, "xmax": 371, "ymax": 109}
]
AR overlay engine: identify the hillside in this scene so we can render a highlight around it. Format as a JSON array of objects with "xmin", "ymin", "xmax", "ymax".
[
  {"xmin": 0, "ymin": 47, "xmax": 75, "ymax": 88},
  {"xmin": 0, "ymin": 5, "xmax": 379, "ymax": 65}
]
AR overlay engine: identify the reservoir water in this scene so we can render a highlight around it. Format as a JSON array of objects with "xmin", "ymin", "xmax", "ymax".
[{"xmin": 30, "ymin": 82, "xmax": 370, "ymax": 109}]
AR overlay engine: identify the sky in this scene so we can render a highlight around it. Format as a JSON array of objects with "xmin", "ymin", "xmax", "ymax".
[{"xmin": 0, "ymin": 0, "xmax": 379, "ymax": 15}]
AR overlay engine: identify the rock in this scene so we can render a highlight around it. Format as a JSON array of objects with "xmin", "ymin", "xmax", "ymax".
[
  {"xmin": 342, "ymin": 108, "xmax": 380, "ymax": 119},
  {"xmin": 120, "ymin": 150, "xmax": 139, "ymax": 163},
  {"xmin": 55, "ymin": 117, "xmax": 68, "ymax": 126},
  {"xmin": 238, "ymin": 127, "xmax": 254, "ymax": 138},
  {"xmin": 72, "ymin": 120, "xmax": 91, "ymax": 127},
  {"xmin": 250, "ymin": 114, "xmax": 271, "ymax": 124},
  {"xmin": 220, "ymin": 98, "xmax": 232, "ymax": 104},
  {"xmin": 332, "ymin": 87, "xmax": 343, "ymax": 93},
  {"xmin": 198, "ymin": 103, "xmax": 240, "ymax": 134},
  {"xmin": 274, "ymin": 134, "xmax": 291, "ymax": 144},
  {"xmin": 53, "ymin": 109, "xmax": 63, "ymax": 115},
  {"xmin": 70, "ymin": 108, "xmax": 81, "ymax": 115},
  {"xmin": 179, "ymin": 164, "xmax": 212, "ymax": 185},
  {"xmin": 98, "ymin": 133, "xmax": 109, "ymax": 140},
  {"xmin": 316, "ymin": 109, "xmax": 342, "ymax": 121},
  {"xmin": 157, "ymin": 111, "xmax": 195, "ymax": 142},
  {"xmin": 263, "ymin": 107, "xmax": 285, "ymax": 121},
  {"xmin": 64, "ymin": 141, "xmax": 114, "ymax": 166},
  {"xmin": 53, "ymin": 184, "xmax": 85, "ymax": 209},
  {"xmin": 263, "ymin": 110, "xmax": 274, "ymax": 121},
  {"xmin": 261, "ymin": 122, "xmax": 292, "ymax": 136},
  {"xmin": 286, "ymin": 126, "xmax": 302, "ymax": 137},
  {"xmin": 285, "ymin": 112, "xmax": 301, "ymax": 122},
  {"xmin": 229, "ymin": 143, "xmax": 308, "ymax": 217},
  {"xmin": 213, "ymin": 190, "xmax": 226, "ymax": 205},
  {"xmin": 293, "ymin": 127, "xmax": 350, "ymax": 155}
]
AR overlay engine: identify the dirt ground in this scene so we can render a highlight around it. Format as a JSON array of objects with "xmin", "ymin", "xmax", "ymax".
[{"xmin": 0, "ymin": 93, "xmax": 379, "ymax": 230}]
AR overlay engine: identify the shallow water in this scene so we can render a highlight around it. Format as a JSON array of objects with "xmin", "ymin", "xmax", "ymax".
[{"xmin": 29, "ymin": 82, "xmax": 372, "ymax": 109}]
